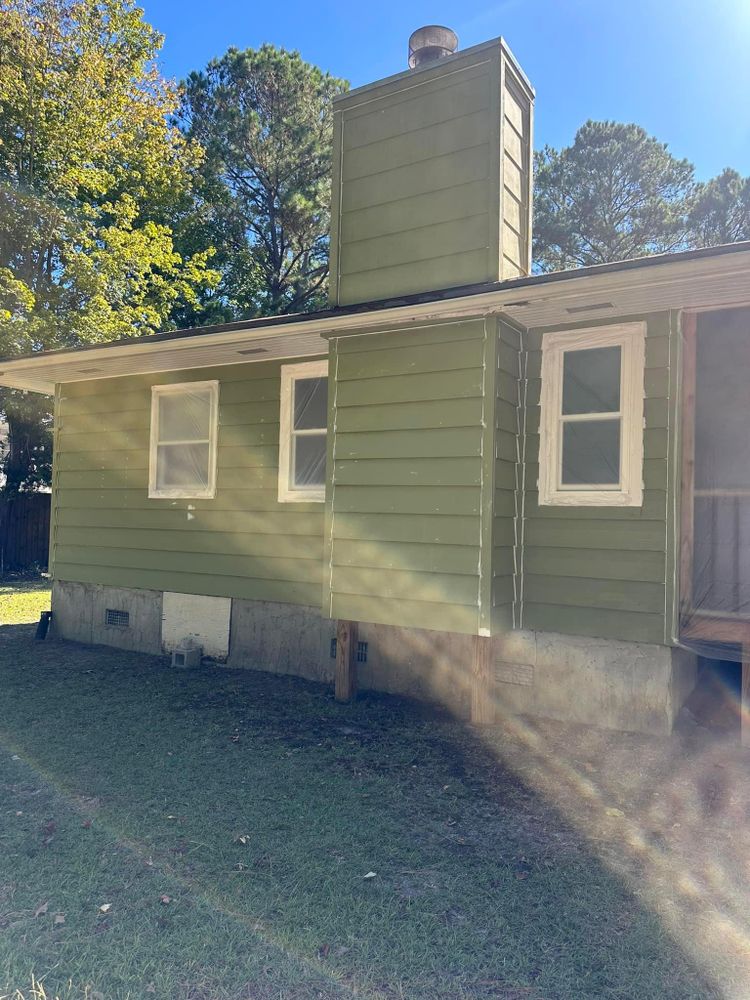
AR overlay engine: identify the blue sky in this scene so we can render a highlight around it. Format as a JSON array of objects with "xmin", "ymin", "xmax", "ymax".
[{"xmin": 145, "ymin": 0, "xmax": 750, "ymax": 180}]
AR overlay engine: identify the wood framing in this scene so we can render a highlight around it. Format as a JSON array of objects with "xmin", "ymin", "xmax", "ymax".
[
  {"xmin": 678, "ymin": 312, "xmax": 697, "ymax": 621},
  {"xmin": 471, "ymin": 635, "xmax": 494, "ymax": 724},
  {"xmin": 335, "ymin": 620, "xmax": 358, "ymax": 702}
]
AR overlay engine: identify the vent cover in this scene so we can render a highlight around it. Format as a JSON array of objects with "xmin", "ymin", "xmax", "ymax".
[
  {"xmin": 330, "ymin": 637, "xmax": 337, "ymax": 658},
  {"xmin": 105, "ymin": 608, "xmax": 129, "ymax": 628},
  {"xmin": 356, "ymin": 641, "xmax": 368, "ymax": 663}
]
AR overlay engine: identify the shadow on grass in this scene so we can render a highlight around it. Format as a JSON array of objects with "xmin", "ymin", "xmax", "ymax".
[{"xmin": 0, "ymin": 624, "xmax": 721, "ymax": 1000}]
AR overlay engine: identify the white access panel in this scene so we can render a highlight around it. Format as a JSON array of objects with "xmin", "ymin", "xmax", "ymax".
[{"xmin": 161, "ymin": 592, "xmax": 232, "ymax": 659}]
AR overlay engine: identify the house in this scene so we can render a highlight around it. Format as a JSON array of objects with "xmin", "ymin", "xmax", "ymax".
[{"xmin": 2, "ymin": 28, "xmax": 750, "ymax": 738}]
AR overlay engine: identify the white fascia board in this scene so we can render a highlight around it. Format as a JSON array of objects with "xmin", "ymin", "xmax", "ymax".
[{"xmin": 2, "ymin": 247, "xmax": 750, "ymax": 395}]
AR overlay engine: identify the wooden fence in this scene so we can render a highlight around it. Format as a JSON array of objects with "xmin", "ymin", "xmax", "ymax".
[{"xmin": 0, "ymin": 493, "xmax": 51, "ymax": 572}]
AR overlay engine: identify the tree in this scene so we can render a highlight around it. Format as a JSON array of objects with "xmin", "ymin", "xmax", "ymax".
[
  {"xmin": 0, "ymin": 0, "xmax": 219, "ymax": 499},
  {"xmin": 533, "ymin": 121, "xmax": 695, "ymax": 272},
  {"xmin": 689, "ymin": 168, "xmax": 750, "ymax": 248},
  {"xmin": 178, "ymin": 45, "xmax": 348, "ymax": 319}
]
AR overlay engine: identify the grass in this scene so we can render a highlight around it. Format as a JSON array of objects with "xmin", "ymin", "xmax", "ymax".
[
  {"xmin": 0, "ymin": 583, "xmax": 718, "ymax": 999},
  {"xmin": 0, "ymin": 576, "xmax": 50, "ymax": 626}
]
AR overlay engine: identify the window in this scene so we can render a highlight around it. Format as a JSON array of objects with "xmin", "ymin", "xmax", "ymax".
[
  {"xmin": 149, "ymin": 381, "xmax": 219, "ymax": 499},
  {"xmin": 538, "ymin": 323, "xmax": 645, "ymax": 507},
  {"xmin": 278, "ymin": 360, "xmax": 328, "ymax": 502}
]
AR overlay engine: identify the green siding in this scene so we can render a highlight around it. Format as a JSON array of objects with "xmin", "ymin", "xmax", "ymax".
[
  {"xmin": 325, "ymin": 320, "xmax": 489, "ymax": 634},
  {"xmin": 518, "ymin": 312, "xmax": 677, "ymax": 644},
  {"xmin": 493, "ymin": 318, "xmax": 522, "ymax": 631},
  {"xmin": 329, "ymin": 40, "xmax": 533, "ymax": 305},
  {"xmin": 52, "ymin": 358, "xmax": 327, "ymax": 606}
]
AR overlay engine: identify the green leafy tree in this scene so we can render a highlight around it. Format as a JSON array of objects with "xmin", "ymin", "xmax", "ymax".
[
  {"xmin": 689, "ymin": 168, "xmax": 750, "ymax": 248},
  {"xmin": 533, "ymin": 121, "xmax": 695, "ymax": 272},
  {"xmin": 178, "ymin": 45, "xmax": 348, "ymax": 319},
  {"xmin": 0, "ymin": 0, "xmax": 219, "ymax": 503}
]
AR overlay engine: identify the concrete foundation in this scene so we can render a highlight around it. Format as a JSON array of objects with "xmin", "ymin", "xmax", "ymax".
[
  {"xmin": 227, "ymin": 599, "xmax": 334, "ymax": 683},
  {"xmin": 52, "ymin": 580, "xmax": 162, "ymax": 655},
  {"xmin": 51, "ymin": 580, "xmax": 697, "ymax": 735},
  {"xmin": 492, "ymin": 629, "xmax": 698, "ymax": 735}
]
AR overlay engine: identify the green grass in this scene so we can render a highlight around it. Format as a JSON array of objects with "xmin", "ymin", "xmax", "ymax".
[
  {"xmin": 0, "ymin": 576, "xmax": 51, "ymax": 625},
  {"xmin": 0, "ymin": 586, "xmax": 717, "ymax": 999}
]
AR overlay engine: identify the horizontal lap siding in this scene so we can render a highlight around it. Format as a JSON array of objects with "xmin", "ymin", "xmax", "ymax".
[
  {"xmin": 52, "ymin": 359, "xmax": 327, "ymax": 605},
  {"xmin": 493, "ymin": 319, "xmax": 522, "ymax": 631},
  {"xmin": 327, "ymin": 321, "xmax": 486, "ymax": 633},
  {"xmin": 332, "ymin": 51, "xmax": 500, "ymax": 305},
  {"xmin": 519, "ymin": 312, "xmax": 673, "ymax": 643}
]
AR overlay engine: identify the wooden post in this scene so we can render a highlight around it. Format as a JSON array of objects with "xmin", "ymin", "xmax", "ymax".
[
  {"xmin": 742, "ymin": 645, "xmax": 750, "ymax": 748},
  {"xmin": 335, "ymin": 620, "xmax": 357, "ymax": 702},
  {"xmin": 471, "ymin": 635, "xmax": 494, "ymax": 725}
]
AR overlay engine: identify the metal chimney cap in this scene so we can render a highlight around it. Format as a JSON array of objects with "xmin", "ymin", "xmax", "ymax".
[{"xmin": 408, "ymin": 25, "xmax": 459, "ymax": 69}]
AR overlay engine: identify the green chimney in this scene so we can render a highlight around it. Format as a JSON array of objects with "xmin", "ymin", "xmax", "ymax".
[{"xmin": 329, "ymin": 32, "xmax": 534, "ymax": 306}]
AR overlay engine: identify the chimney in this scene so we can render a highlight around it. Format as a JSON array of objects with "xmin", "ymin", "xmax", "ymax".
[
  {"xmin": 408, "ymin": 25, "xmax": 458, "ymax": 68},
  {"xmin": 328, "ymin": 33, "xmax": 535, "ymax": 306}
]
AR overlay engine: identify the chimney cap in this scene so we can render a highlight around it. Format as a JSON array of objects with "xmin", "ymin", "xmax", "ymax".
[{"xmin": 408, "ymin": 25, "xmax": 458, "ymax": 69}]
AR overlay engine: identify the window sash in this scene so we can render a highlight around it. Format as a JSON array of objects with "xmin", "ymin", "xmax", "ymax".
[
  {"xmin": 539, "ymin": 324, "xmax": 645, "ymax": 508},
  {"xmin": 278, "ymin": 360, "xmax": 328, "ymax": 503},
  {"xmin": 148, "ymin": 381, "xmax": 219, "ymax": 499}
]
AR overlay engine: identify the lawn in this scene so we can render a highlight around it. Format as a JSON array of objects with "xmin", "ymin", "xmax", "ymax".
[
  {"xmin": 0, "ymin": 576, "xmax": 50, "ymax": 626},
  {"xmin": 0, "ymin": 583, "xmax": 720, "ymax": 999}
]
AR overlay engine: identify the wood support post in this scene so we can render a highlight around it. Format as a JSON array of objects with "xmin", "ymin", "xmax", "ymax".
[
  {"xmin": 335, "ymin": 620, "xmax": 358, "ymax": 703},
  {"xmin": 742, "ymin": 646, "xmax": 750, "ymax": 748},
  {"xmin": 471, "ymin": 635, "xmax": 494, "ymax": 725}
]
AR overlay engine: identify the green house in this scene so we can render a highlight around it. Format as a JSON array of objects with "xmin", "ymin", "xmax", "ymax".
[{"xmin": 3, "ymin": 29, "xmax": 750, "ymax": 737}]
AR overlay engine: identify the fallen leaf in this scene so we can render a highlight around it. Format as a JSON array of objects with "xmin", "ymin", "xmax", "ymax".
[
  {"xmin": 233, "ymin": 834, "xmax": 250, "ymax": 846},
  {"xmin": 145, "ymin": 986, "xmax": 156, "ymax": 995},
  {"xmin": 159, "ymin": 895, "xmax": 171, "ymax": 905},
  {"xmin": 53, "ymin": 913, "xmax": 65, "ymax": 926},
  {"xmin": 98, "ymin": 903, "xmax": 111, "ymax": 914},
  {"xmin": 363, "ymin": 871, "xmax": 377, "ymax": 879},
  {"xmin": 33, "ymin": 901, "xmax": 48, "ymax": 918},
  {"xmin": 318, "ymin": 943, "xmax": 331, "ymax": 958},
  {"xmin": 82, "ymin": 819, "xmax": 92, "ymax": 829},
  {"xmin": 606, "ymin": 807, "xmax": 625, "ymax": 818}
]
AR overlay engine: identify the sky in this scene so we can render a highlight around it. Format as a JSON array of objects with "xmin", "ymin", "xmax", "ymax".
[{"xmin": 143, "ymin": 0, "xmax": 750, "ymax": 181}]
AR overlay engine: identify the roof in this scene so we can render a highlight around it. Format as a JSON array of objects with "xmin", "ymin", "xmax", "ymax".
[{"xmin": 1, "ymin": 241, "xmax": 749, "ymax": 395}]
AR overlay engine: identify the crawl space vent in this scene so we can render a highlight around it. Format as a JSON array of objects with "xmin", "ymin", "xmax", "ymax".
[
  {"xmin": 105, "ymin": 608, "xmax": 129, "ymax": 628},
  {"xmin": 356, "ymin": 641, "xmax": 368, "ymax": 663}
]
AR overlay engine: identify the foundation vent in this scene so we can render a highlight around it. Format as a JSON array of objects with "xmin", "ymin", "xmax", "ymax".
[
  {"xmin": 356, "ymin": 641, "xmax": 368, "ymax": 664},
  {"xmin": 105, "ymin": 608, "xmax": 130, "ymax": 628}
]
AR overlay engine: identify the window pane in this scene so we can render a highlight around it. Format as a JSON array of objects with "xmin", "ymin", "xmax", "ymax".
[
  {"xmin": 561, "ymin": 419, "xmax": 620, "ymax": 485},
  {"xmin": 294, "ymin": 377, "xmax": 327, "ymax": 430},
  {"xmin": 562, "ymin": 346, "xmax": 621, "ymax": 415},
  {"xmin": 156, "ymin": 443, "xmax": 210, "ymax": 491},
  {"xmin": 293, "ymin": 433, "xmax": 326, "ymax": 488},
  {"xmin": 159, "ymin": 390, "xmax": 211, "ymax": 442}
]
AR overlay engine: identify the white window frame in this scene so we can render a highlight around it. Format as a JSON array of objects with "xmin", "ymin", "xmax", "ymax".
[
  {"xmin": 148, "ymin": 380, "xmax": 219, "ymax": 500},
  {"xmin": 278, "ymin": 360, "xmax": 329, "ymax": 503},
  {"xmin": 538, "ymin": 323, "xmax": 645, "ymax": 507}
]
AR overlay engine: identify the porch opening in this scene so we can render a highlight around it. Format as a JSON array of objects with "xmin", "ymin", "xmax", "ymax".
[{"xmin": 683, "ymin": 656, "xmax": 742, "ymax": 735}]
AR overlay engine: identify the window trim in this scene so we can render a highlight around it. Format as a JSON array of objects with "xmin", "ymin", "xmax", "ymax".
[
  {"xmin": 538, "ymin": 323, "xmax": 646, "ymax": 507},
  {"xmin": 148, "ymin": 380, "xmax": 219, "ymax": 500},
  {"xmin": 278, "ymin": 360, "xmax": 329, "ymax": 503}
]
